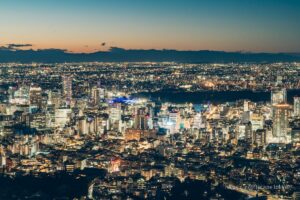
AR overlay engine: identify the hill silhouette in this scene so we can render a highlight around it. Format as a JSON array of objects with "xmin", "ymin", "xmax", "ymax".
[{"xmin": 0, "ymin": 47, "xmax": 299, "ymax": 63}]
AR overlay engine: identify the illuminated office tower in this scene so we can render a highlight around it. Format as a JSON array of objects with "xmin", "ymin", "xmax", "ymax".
[
  {"xmin": 62, "ymin": 76, "xmax": 72, "ymax": 106},
  {"xmin": 276, "ymin": 75, "xmax": 283, "ymax": 86},
  {"xmin": 99, "ymin": 88, "xmax": 105, "ymax": 99},
  {"xmin": 41, "ymin": 93, "xmax": 48, "ymax": 110},
  {"xmin": 29, "ymin": 85, "xmax": 42, "ymax": 109},
  {"xmin": 97, "ymin": 80, "xmax": 105, "ymax": 99},
  {"xmin": 245, "ymin": 122, "xmax": 253, "ymax": 141},
  {"xmin": 169, "ymin": 111, "xmax": 181, "ymax": 132},
  {"xmin": 14, "ymin": 86, "xmax": 30, "ymax": 102},
  {"xmin": 91, "ymin": 87, "xmax": 100, "ymax": 105},
  {"xmin": 272, "ymin": 104, "xmax": 291, "ymax": 143},
  {"xmin": 110, "ymin": 103, "xmax": 122, "ymax": 123},
  {"xmin": 192, "ymin": 112, "xmax": 203, "ymax": 129},
  {"xmin": 241, "ymin": 111, "xmax": 250, "ymax": 124},
  {"xmin": 241, "ymin": 121, "xmax": 252, "ymax": 141},
  {"xmin": 48, "ymin": 90, "xmax": 61, "ymax": 108},
  {"xmin": 250, "ymin": 113, "xmax": 264, "ymax": 131},
  {"xmin": 30, "ymin": 112, "xmax": 46, "ymax": 130},
  {"xmin": 134, "ymin": 108, "xmax": 149, "ymax": 130},
  {"xmin": 77, "ymin": 116, "xmax": 88, "ymax": 135},
  {"xmin": 271, "ymin": 88, "xmax": 286, "ymax": 105},
  {"xmin": 0, "ymin": 154, "xmax": 6, "ymax": 167},
  {"xmin": 46, "ymin": 105, "xmax": 55, "ymax": 128},
  {"xmin": 146, "ymin": 104, "xmax": 154, "ymax": 129},
  {"xmin": 294, "ymin": 97, "xmax": 300, "ymax": 117},
  {"xmin": 77, "ymin": 116, "xmax": 97, "ymax": 135},
  {"xmin": 55, "ymin": 108, "xmax": 72, "ymax": 128},
  {"xmin": 7, "ymin": 86, "xmax": 15, "ymax": 102},
  {"xmin": 252, "ymin": 129, "xmax": 266, "ymax": 147},
  {"xmin": 243, "ymin": 100, "xmax": 249, "ymax": 112}
]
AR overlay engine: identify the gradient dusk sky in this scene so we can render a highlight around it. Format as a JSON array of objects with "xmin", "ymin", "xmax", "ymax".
[{"xmin": 0, "ymin": 0, "xmax": 299, "ymax": 53}]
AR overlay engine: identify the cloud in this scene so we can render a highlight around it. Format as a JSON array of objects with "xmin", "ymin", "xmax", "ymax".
[
  {"xmin": 7, "ymin": 43, "xmax": 33, "ymax": 49},
  {"xmin": 36, "ymin": 48, "xmax": 68, "ymax": 53},
  {"xmin": 1, "ymin": 43, "xmax": 33, "ymax": 50}
]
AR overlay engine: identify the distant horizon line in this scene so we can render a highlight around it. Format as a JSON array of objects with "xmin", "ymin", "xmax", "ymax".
[
  {"xmin": 1, "ymin": 45, "xmax": 300, "ymax": 55},
  {"xmin": 1, "ymin": 45, "xmax": 300, "ymax": 63}
]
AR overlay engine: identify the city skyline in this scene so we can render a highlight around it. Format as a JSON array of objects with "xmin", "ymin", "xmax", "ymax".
[
  {"xmin": 1, "ymin": 0, "xmax": 300, "ymax": 53},
  {"xmin": 0, "ymin": 1, "xmax": 299, "ymax": 199},
  {"xmin": 0, "ymin": 62, "xmax": 299, "ymax": 199}
]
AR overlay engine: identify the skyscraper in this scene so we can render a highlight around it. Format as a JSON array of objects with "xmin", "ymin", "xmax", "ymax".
[
  {"xmin": 250, "ymin": 113, "xmax": 264, "ymax": 131},
  {"xmin": 272, "ymin": 104, "xmax": 291, "ymax": 143},
  {"xmin": 192, "ymin": 112, "xmax": 203, "ymax": 129},
  {"xmin": 29, "ymin": 85, "xmax": 42, "ymax": 109},
  {"xmin": 134, "ymin": 108, "xmax": 149, "ymax": 130},
  {"xmin": 245, "ymin": 122, "xmax": 252, "ymax": 141},
  {"xmin": 62, "ymin": 76, "xmax": 72, "ymax": 107},
  {"xmin": 253, "ymin": 129, "xmax": 266, "ymax": 147},
  {"xmin": 243, "ymin": 100, "xmax": 249, "ymax": 112},
  {"xmin": 48, "ymin": 90, "xmax": 61, "ymax": 108},
  {"xmin": 293, "ymin": 97, "xmax": 300, "ymax": 117},
  {"xmin": 110, "ymin": 103, "xmax": 122, "ymax": 123},
  {"xmin": 91, "ymin": 87, "xmax": 99, "ymax": 104},
  {"xmin": 271, "ymin": 88, "xmax": 287, "ymax": 105},
  {"xmin": 276, "ymin": 75, "xmax": 283, "ymax": 86}
]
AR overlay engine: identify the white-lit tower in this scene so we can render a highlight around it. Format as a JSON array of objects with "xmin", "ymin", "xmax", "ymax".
[{"xmin": 62, "ymin": 75, "xmax": 72, "ymax": 107}]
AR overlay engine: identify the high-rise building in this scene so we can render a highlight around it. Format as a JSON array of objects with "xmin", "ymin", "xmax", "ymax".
[
  {"xmin": 110, "ymin": 103, "xmax": 122, "ymax": 123},
  {"xmin": 91, "ymin": 87, "xmax": 100, "ymax": 105},
  {"xmin": 55, "ymin": 108, "xmax": 72, "ymax": 128},
  {"xmin": 169, "ymin": 111, "xmax": 180, "ymax": 132},
  {"xmin": 0, "ymin": 154, "xmax": 6, "ymax": 167},
  {"xmin": 291, "ymin": 128, "xmax": 300, "ymax": 143},
  {"xmin": 252, "ymin": 129, "xmax": 266, "ymax": 147},
  {"xmin": 245, "ymin": 122, "xmax": 252, "ymax": 141},
  {"xmin": 271, "ymin": 88, "xmax": 287, "ymax": 105},
  {"xmin": 276, "ymin": 75, "xmax": 283, "ymax": 86},
  {"xmin": 243, "ymin": 100, "xmax": 249, "ymax": 112},
  {"xmin": 46, "ymin": 104, "xmax": 55, "ymax": 128},
  {"xmin": 192, "ymin": 112, "xmax": 203, "ymax": 129},
  {"xmin": 48, "ymin": 90, "xmax": 62, "ymax": 108},
  {"xmin": 134, "ymin": 108, "xmax": 149, "ymax": 130},
  {"xmin": 272, "ymin": 104, "xmax": 291, "ymax": 143},
  {"xmin": 250, "ymin": 113, "xmax": 264, "ymax": 131},
  {"xmin": 62, "ymin": 76, "xmax": 72, "ymax": 106},
  {"xmin": 29, "ymin": 85, "xmax": 42, "ymax": 109},
  {"xmin": 97, "ymin": 80, "xmax": 105, "ymax": 99},
  {"xmin": 41, "ymin": 93, "xmax": 48, "ymax": 110},
  {"xmin": 30, "ymin": 112, "xmax": 46, "ymax": 130},
  {"xmin": 293, "ymin": 97, "xmax": 300, "ymax": 117}
]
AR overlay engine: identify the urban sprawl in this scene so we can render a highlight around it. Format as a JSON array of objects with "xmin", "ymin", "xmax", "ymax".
[{"xmin": 0, "ymin": 62, "xmax": 299, "ymax": 199}]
